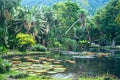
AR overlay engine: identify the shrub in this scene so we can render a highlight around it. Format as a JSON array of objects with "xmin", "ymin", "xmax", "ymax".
[
  {"xmin": 16, "ymin": 33, "xmax": 35, "ymax": 51},
  {"xmin": 62, "ymin": 38, "xmax": 77, "ymax": 51},
  {"xmin": 9, "ymin": 73, "xmax": 29, "ymax": 79},
  {"xmin": 78, "ymin": 40, "xmax": 90, "ymax": 51},
  {"xmin": 0, "ymin": 46, "xmax": 8, "ymax": 55},
  {"xmin": 31, "ymin": 44, "xmax": 47, "ymax": 52},
  {"xmin": 79, "ymin": 40, "xmax": 89, "ymax": 44},
  {"xmin": 53, "ymin": 41, "xmax": 62, "ymax": 48},
  {"xmin": 0, "ymin": 59, "xmax": 11, "ymax": 73}
]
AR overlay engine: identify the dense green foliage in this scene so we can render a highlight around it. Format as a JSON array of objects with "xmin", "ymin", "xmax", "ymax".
[
  {"xmin": 95, "ymin": 0, "xmax": 120, "ymax": 46},
  {"xmin": 16, "ymin": 33, "xmax": 35, "ymax": 51},
  {"xmin": 31, "ymin": 44, "xmax": 47, "ymax": 52},
  {"xmin": 0, "ymin": 0, "xmax": 120, "ymax": 52},
  {"xmin": 0, "ymin": 59, "xmax": 11, "ymax": 73}
]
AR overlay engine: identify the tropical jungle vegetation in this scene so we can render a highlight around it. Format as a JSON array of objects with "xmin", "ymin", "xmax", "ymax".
[{"xmin": 0, "ymin": 0, "xmax": 120, "ymax": 80}]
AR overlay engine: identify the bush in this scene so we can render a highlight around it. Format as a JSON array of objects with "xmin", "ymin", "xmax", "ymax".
[
  {"xmin": 78, "ymin": 40, "xmax": 90, "ymax": 51},
  {"xmin": 0, "ymin": 46, "xmax": 8, "ymax": 55},
  {"xmin": 62, "ymin": 38, "xmax": 77, "ymax": 51},
  {"xmin": 31, "ymin": 44, "xmax": 47, "ymax": 52},
  {"xmin": 9, "ymin": 73, "xmax": 29, "ymax": 79},
  {"xmin": 53, "ymin": 41, "xmax": 62, "ymax": 48},
  {"xmin": 16, "ymin": 33, "xmax": 35, "ymax": 51},
  {"xmin": 0, "ymin": 59, "xmax": 11, "ymax": 73}
]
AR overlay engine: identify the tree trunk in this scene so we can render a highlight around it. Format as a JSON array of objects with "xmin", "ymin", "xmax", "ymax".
[{"xmin": 112, "ymin": 38, "xmax": 115, "ymax": 47}]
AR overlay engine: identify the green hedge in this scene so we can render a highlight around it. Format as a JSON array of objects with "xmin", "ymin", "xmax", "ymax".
[{"xmin": 31, "ymin": 44, "xmax": 47, "ymax": 52}]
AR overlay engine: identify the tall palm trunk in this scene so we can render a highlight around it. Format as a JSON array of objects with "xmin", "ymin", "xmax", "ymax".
[{"xmin": 112, "ymin": 38, "xmax": 115, "ymax": 47}]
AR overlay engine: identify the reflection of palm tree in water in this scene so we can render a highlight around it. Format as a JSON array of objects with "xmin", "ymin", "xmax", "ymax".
[
  {"xmin": 78, "ymin": 63, "xmax": 85, "ymax": 75},
  {"xmin": 78, "ymin": 59, "xmax": 90, "ymax": 76}
]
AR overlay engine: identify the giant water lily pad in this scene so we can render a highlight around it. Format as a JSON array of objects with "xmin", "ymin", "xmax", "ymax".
[
  {"xmin": 54, "ymin": 68, "xmax": 66, "ymax": 72},
  {"xmin": 53, "ymin": 61, "xmax": 61, "ymax": 64},
  {"xmin": 18, "ymin": 67, "xmax": 29, "ymax": 70},
  {"xmin": 26, "ymin": 59, "xmax": 34, "ymax": 62},
  {"xmin": 34, "ymin": 69, "xmax": 47, "ymax": 73},
  {"xmin": 22, "ymin": 62, "xmax": 32, "ymax": 66},
  {"xmin": 42, "ymin": 61, "xmax": 51, "ymax": 65},
  {"xmin": 46, "ymin": 58, "xmax": 55, "ymax": 62},
  {"xmin": 10, "ymin": 67, "xmax": 18, "ymax": 71},
  {"xmin": 27, "ymin": 69, "xmax": 34, "ymax": 72},
  {"xmin": 24, "ymin": 57, "xmax": 32, "ymax": 59},
  {"xmin": 17, "ymin": 64, "xmax": 28, "ymax": 67},
  {"xmin": 47, "ymin": 71, "xmax": 58, "ymax": 74},
  {"xmin": 39, "ymin": 57, "xmax": 47, "ymax": 60},
  {"xmin": 65, "ymin": 60, "xmax": 76, "ymax": 64},
  {"xmin": 56, "ymin": 60, "xmax": 63, "ymax": 62},
  {"xmin": 42, "ymin": 65, "xmax": 53, "ymax": 70},
  {"xmin": 11, "ymin": 61, "xmax": 21, "ymax": 64},
  {"xmin": 32, "ymin": 60, "xmax": 41, "ymax": 63},
  {"xmin": 32, "ymin": 64, "xmax": 42, "ymax": 67},
  {"xmin": 12, "ymin": 57, "xmax": 20, "ymax": 61}
]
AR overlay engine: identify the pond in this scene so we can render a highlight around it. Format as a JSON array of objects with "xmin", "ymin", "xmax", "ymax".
[{"xmin": 5, "ymin": 51, "xmax": 120, "ymax": 79}]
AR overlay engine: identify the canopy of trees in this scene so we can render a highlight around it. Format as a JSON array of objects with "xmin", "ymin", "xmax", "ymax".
[{"xmin": 0, "ymin": 0, "xmax": 120, "ymax": 51}]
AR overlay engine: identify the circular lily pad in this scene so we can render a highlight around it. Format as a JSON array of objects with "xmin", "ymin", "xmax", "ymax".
[
  {"xmin": 53, "ymin": 61, "xmax": 61, "ymax": 64},
  {"xmin": 42, "ymin": 61, "xmax": 51, "ymax": 65},
  {"xmin": 46, "ymin": 58, "xmax": 55, "ymax": 62},
  {"xmin": 32, "ymin": 60, "xmax": 40, "ymax": 63},
  {"xmin": 56, "ymin": 60, "xmax": 63, "ymax": 62},
  {"xmin": 54, "ymin": 68, "xmax": 66, "ymax": 72},
  {"xmin": 42, "ymin": 65, "xmax": 53, "ymax": 70},
  {"xmin": 47, "ymin": 71, "xmax": 58, "ymax": 74},
  {"xmin": 22, "ymin": 62, "xmax": 32, "ymax": 66},
  {"xmin": 32, "ymin": 64, "xmax": 42, "ymax": 67},
  {"xmin": 11, "ymin": 61, "xmax": 21, "ymax": 64},
  {"xmin": 24, "ymin": 57, "xmax": 32, "ymax": 59},
  {"xmin": 65, "ymin": 60, "xmax": 76, "ymax": 64},
  {"xmin": 34, "ymin": 69, "xmax": 47, "ymax": 73},
  {"xmin": 12, "ymin": 57, "xmax": 20, "ymax": 61},
  {"xmin": 39, "ymin": 57, "xmax": 47, "ymax": 60}
]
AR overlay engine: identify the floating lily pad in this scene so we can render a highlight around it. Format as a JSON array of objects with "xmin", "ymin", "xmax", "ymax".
[
  {"xmin": 34, "ymin": 69, "xmax": 47, "ymax": 73},
  {"xmin": 22, "ymin": 62, "xmax": 32, "ymax": 66},
  {"xmin": 42, "ymin": 65, "xmax": 53, "ymax": 70},
  {"xmin": 10, "ymin": 67, "xmax": 18, "ymax": 71},
  {"xmin": 53, "ymin": 61, "xmax": 61, "ymax": 64},
  {"xmin": 39, "ymin": 57, "xmax": 47, "ymax": 60},
  {"xmin": 11, "ymin": 61, "xmax": 21, "ymax": 64},
  {"xmin": 32, "ymin": 64, "xmax": 42, "ymax": 67},
  {"xmin": 54, "ymin": 68, "xmax": 66, "ymax": 72},
  {"xmin": 24, "ymin": 57, "xmax": 32, "ymax": 59},
  {"xmin": 12, "ymin": 57, "xmax": 20, "ymax": 61},
  {"xmin": 56, "ymin": 60, "xmax": 63, "ymax": 62},
  {"xmin": 47, "ymin": 71, "xmax": 58, "ymax": 74},
  {"xmin": 46, "ymin": 58, "xmax": 55, "ymax": 62},
  {"xmin": 26, "ymin": 59, "xmax": 34, "ymax": 62},
  {"xmin": 65, "ymin": 60, "xmax": 76, "ymax": 64},
  {"xmin": 32, "ymin": 60, "xmax": 40, "ymax": 63},
  {"xmin": 18, "ymin": 67, "xmax": 29, "ymax": 70},
  {"xmin": 27, "ymin": 69, "xmax": 34, "ymax": 72},
  {"xmin": 17, "ymin": 64, "xmax": 27, "ymax": 67},
  {"xmin": 42, "ymin": 61, "xmax": 51, "ymax": 65}
]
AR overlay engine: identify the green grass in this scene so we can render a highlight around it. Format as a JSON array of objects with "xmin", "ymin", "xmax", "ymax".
[
  {"xmin": 0, "ymin": 71, "xmax": 21, "ymax": 80},
  {"xmin": 19, "ymin": 75, "xmax": 72, "ymax": 80},
  {"xmin": 0, "ymin": 71, "xmax": 118, "ymax": 80}
]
